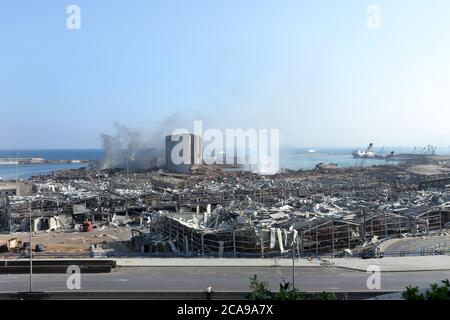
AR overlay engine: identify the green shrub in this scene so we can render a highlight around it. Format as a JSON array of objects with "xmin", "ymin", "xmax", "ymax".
[
  {"xmin": 402, "ymin": 279, "xmax": 449, "ymax": 300},
  {"xmin": 248, "ymin": 275, "xmax": 273, "ymax": 300},
  {"xmin": 274, "ymin": 280, "xmax": 303, "ymax": 300},
  {"xmin": 316, "ymin": 291, "xmax": 337, "ymax": 300},
  {"xmin": 401, "ymin": 286, "xmax": 425, "ymax": 300},
  {"xmin": 248, "ymin": 275, "xmax": 339, "ymax": 301}
]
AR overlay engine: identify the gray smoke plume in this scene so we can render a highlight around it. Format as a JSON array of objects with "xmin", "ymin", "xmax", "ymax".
[{"xmin": 98, "ymin": 114, "xmax": 181, "ymax": 170}]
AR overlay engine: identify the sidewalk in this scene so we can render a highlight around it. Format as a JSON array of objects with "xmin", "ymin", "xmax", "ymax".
[
  {"xmin": 114, "ymin": 257, "xmax": 323, "ymax": 268},
  {"xmin": 324, "ymin": 256, "xmax": 450, "ymax": 272},
  {"xmin": 114, "ymin": 256, "xmax": 450, "ymax": 272}
]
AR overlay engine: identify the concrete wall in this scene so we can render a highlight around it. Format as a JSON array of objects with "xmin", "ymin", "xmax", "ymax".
[
  {"xmin": 0, "ymin": 188, "xmax": 15, "ymax": 197},
  {"xmin": 165, "ymin": 134, "xmax": 202, "ymax": 173},
  {"xmin": 0, "ymin": 182, "xmax": 32, "ymax": 198},
  {"xmin": 33, "ymin": 216, "xmax": 62, "ymax": 232}
]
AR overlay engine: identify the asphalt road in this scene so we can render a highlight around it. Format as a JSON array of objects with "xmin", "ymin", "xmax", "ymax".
[{"xmin": 1, "ymin": 266, "xmax": 449, "ymax": 293}]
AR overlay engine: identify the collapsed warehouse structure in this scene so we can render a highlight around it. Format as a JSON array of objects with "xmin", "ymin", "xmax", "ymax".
[
  {"xmin": 1, "ymin": 163, "xmax": 450, "ymax": 257},
  {"xmin": 145, "ymin": 204, "xmax": 449, "ymax": 257}
]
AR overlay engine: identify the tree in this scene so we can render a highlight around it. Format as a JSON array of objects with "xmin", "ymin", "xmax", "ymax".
[
  {"xmin": 402, "ymin": 279, "xmax": 449, "ymax": 300},
  {"xmin": 248, "ymin": 275, "xmax": 272, "ymax": 300}
]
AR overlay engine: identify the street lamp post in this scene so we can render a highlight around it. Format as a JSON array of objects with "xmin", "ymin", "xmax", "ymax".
[
  {"xmin": 291, "ymin": 218, "xmax": 297, "ymax": 290},
  {"xmin": 126, "ymin": 156, "xmax": 129, "ymax": 177},
  {"xmin": 291, "ymin": 244, "xmax": 295, "ymax": 290},
  {"xmin": 15, "ymin": 152, "xmax": 18, "ymax": 190},
  {"xmin": 126, "ymin": 151, "xmax": 130, "ymax": 178},
  {"xmin": 27, "ymin": 199, "xmax": 33, "ymax": 293}
]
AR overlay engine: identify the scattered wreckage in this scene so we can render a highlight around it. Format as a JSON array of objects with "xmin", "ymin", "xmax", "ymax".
[{"xmin": 0, "ymin": 165, "xmax": 449, "ymax": 257}]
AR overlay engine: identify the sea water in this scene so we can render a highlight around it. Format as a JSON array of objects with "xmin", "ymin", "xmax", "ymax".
[
  {"xmin": 0, "ymin": 149, "xmax": 102, "ymax": 180},
  {"xmin": 0, "ymin": 147, "xmax": 448, "ymax": 180}
]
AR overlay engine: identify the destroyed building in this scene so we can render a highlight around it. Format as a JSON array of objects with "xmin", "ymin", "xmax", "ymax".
[
  {"xmin": 165, "ymin": 134, "xmax": 202, "ymax": 173},
  {"xmin": 1, "ymin": 159, "xmax": 449, "ymax": 257}
]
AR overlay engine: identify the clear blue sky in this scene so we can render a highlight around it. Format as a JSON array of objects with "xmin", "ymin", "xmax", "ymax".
[{"xmin": 1, "ymin": 0, "xmax": 449, "ymax": 149}]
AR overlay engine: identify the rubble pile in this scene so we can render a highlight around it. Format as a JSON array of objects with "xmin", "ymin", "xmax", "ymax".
[{"xmin": 0, "ymin": 165, "xmax": 449, "ymax": 257}]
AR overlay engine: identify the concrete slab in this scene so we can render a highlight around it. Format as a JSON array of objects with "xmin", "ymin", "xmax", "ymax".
[
  {"xmin": 378, "ymin": 235, "xmax": 450, "ymax": 253},
  {"xmin": 115, "ymin": 256, "xmax": 450, "ymax": 271},
  {"xmin": 114, "ymin": 257, "xmax": 324, "ymax": 268},
  {"xmin": 324, "ymin": 256, "xmax": 450, "ymax": 272}
]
